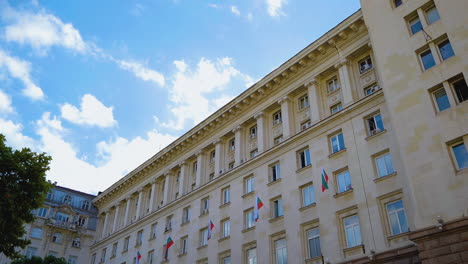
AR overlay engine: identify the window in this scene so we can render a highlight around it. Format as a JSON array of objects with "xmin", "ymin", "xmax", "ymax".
[
  {"xmin": 221, "ymin": 187, "xmax": 230, "ymax": 205},
  {"xmin": 272, "ymin": 197, "xmax": 283, "ymax": 218},
  {"xmin": 150, "ymin": 223, "xmax": 157, "ymax": 239},
  {"xmin": 330, "ymin": 132, "xmax": 345, "ymax": 153},
  {"xmin": 52, "ymin": 232, "xmax": 62, "ymax": 243},
  {"xmin": 301, "ymin": 120, "xmax": 312, "ymax": 131},
  {"xmin": 273, "ymin": 135, "xmax": 283, "ymax": 145},
  {"xmin": 180, "ymin": 236, "xmax": 188, "ymax": 254},
  {"xmin": 425, "ymin": 5, "xmax": 440, "ymax": 25},
  {"xmin": 270, "ymin": 163, "xmax": 281, "ymax": 182},
  {"xmin": 250, "ymin": 149, "xmax": 258, "ymax": 158},
  {"xmin": 432, "ymin": 88, "xmax": 451, "ymax": 111},
  {"xmin": 367, "ymin": 113, "xmax": 384, "ymax": 135},
  {"xmin": 336, "ymin": 170, "xmax": 352, "ymax": 193},
  {"xmin": 250, "ymin": 126, "xmax": 257, "ymax": 139},
  {"xmin": 210, "ymin": 151, "xmax": 215, "ymax": 163},
  {"xmin": 123, "ymin": 236, "xmax": 130, "ymax": 252},
  {"xmin": 273, "ymin": 111, "xmax": 282, "ymax": 126},
  {"xmin": 200, "ymin": 228, "xmax": 208, "ymax": 246},
  {"xmin": 420, "ymin": 49, "xmax": 436, "ymax": 70},
  {"xmin": 71, "ymin": 237, "xmax": 81, "ymax": 248},
  {"xmin": 358, "ymin": 56, "xmax": 373, "ymax": 74},
  {"xmin": 394, "ymin": 0, "xmax": 402, "ymax": 8},
  {"xmin": 63, "ymin": 194, "xmax": 72, "ymax": 205},
  {"xmin": 31, "ymin": 227, "xmax": 42, "ymax": 239},
  {"xmin": 111, "ymin": 243, "xmax": 118, "ymax": 257},
  {"xmin": 386, "ymin": 200, "xmax": 409, "ymax": 235},
  {"xmin": 375, "ymin": 152, "xmax": 395, "ymax": 177},
  {"xmin": 274, "ymin": 238, "xmax": 287, "ymax": 264},
  {"xmin": 298, "ymin": 148, "xmax": 311, "ymax": 168},
  {"xmin": 81, "ymin": 200, "xmax": 90, "ymax": 210},
  {"xmin": 330, "ymin": 103, "xmax": 343, "ymax": 114},
  {"xmin": 229, "ymin": 138, "xmax": 235, "ymax": 151},
  {"xmin": 244, "ymin": 176, "xmax": 254, "ymax": 194},
  {"xmin": 221, "ymin": 219, "xmax": 230, "ymax": 238},
  {"xmin": 245, "ymin": 208, "xmax": 255, "ymax": 229},
  {"xmin": 182, "ymin": 207, "xmax": 190, "ymax": 224},
  {"xmin": 148, "ymin": 250, "xmax": 155, "ymax": 264},
  {"xmin": 301, "ymin": 184, "xmax": 315, "ymax": 207},
  {"xmin": 307, "ymin": 228, "xmax": 321, "ymax": 258},
  {"xmin": 165, "ymin": 215, "xmax": 173, "ymax": 231},
  {"xmin": 77, "ymin": 216, "xmax": 86, "ymax": 227},
  {"xmin": 68, "ymin": 256, "xmax": 77, "ymax": 264},
  {"xmin": 37, "ymin": 207, "xmax": 48, "ymax": 217},
  {"xmin": 438, "ymin": 39, "xmax": 454, "ymax": 61},
  {"xmin": 201, "ymin": 197, "xmax": 210, "ymax": 215},
  {"xmin": 364, "ymin": 83, "xmax": 380, "ymax": 96},
  {"xmin": 451, "ymin": 142, "xmax": 468, "ymax": 170},
  {"xmin": 246, "ymin": 247, "xmax": 257, "ymax": 264},
  {"xmin": 327, "ymin": 77, "xmax": 340, "ymax": 93},
  {"xmin": 25, "ymin": 247, "xmax": 37, "ymax": 257},
  {"xmin": 409, "ymin": 16, "xmax": 423, "ymax": 34},
  {"xmin": 298, "ymin": 95, "xmax": 309, "ymax": 110},
  {"xmin": 136, "ymin": 230, "xmax": 143, "ymax": 245},
  {"xmin": 344, "ymin": 215, "xmax": 362, "ymax": 248},
  {"xmin": 452, "ymin": 78, "xmax": 468, "ymax": 103}
]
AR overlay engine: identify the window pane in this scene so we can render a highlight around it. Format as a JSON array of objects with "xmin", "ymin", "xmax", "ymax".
[
  {"xmin": 438, "ymin": 40, "xmax": 454, "ymax": 61},
  {"xmin": 434, "ymin": 89, "xmax": 450, "ymax": 111},
  {"xmin": 426, "ymin": 7, "xmax": 440, "ymax": 24},
  {"xmin": 410, "ymin": 17, "xmax": 423, "ymax": 34},
  {"xmin": 421, "ymin": 50, "xmax": 436, "ymax": 70},
  {"xmin": 453, "ymin": 143, "xmax": 468, "ymax": 169}
]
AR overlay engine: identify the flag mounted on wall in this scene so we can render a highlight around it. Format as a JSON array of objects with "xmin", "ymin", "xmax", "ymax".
[{"xmin": 321, "ymin": 168, "xmax": 329, "ymax": 192}]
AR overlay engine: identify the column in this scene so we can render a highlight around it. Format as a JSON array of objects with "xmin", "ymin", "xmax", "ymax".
[
  {"xmin": 254, "ymin": 112, "xmax": 266, "ymax": 152},
  {"xmin": 163, "ymin": 174, "xmax": 170, "ymax": 205},
  {"xmin": 305, "ymin": 78, "xmax": 320, "ymax": 123},
  {"xmin": 335, "ymin": 59, "xmax": 353, "ymax": 106},
  {"xmin": 214, "ymin": 139, "xmax": 224, "ymax": 177},
  {"xmin": 148, "ymin": 181, "xmax": 157, "ymax": 212},
  {"xmin": 278, "ymin": 96, "xmax": 293, "ymax": 138},
  {"xmin": 123, "ymin": 198, "xmax": 131, "ymax": 226},
  {"xmin": 178, "ymin": 162, "xmax": 188, "ymax": 196},
  {"xmin": 135, "ymin": 189, "xmax": 143, "ymax": 219},
  {"xmin": 195, "ymin": 152, "xmax": 205, "ymax": 186},
  {"xmin": 112, "ymin": 204, "xmax": 120, "ymax": 233},
  {"xmin": 101, "ymin": 212, "xmax": 109, "ymax": 238},
  {"xmin": 233, "ymin": 126, "xmax": 244, "ymax": 166}
]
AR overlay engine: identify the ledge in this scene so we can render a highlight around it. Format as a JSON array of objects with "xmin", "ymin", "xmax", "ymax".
[
  {"xmin": 242, "ymin": 191, "xmax": 255, "ymax": 199},
  {"xmin": 373, "ymin": 172, "xmax": 397, "ymax": 183},
  {"xmin": 269, "ymin": 215, "xmax": 284, "ymax": 223},
  {"xmin": 267, "ymin": 178, "xmax": 282, "ymax": 187},
  {"xmin": 365, "ymin": 129, "xmax": 387, "ymax": 141},
  {"xmin": 333, "ymin": 188, "xmax": 354, "ymax": 198},
  {"xmin": 299, "ymin": 203, "xmax": 316, "ymax": 211},
  {"xmin": 242, "ymin": 226, "xmax": 255, "ymax": 233},
  {"xmin": 218, "ymin": 236, "xmax": 230, "ymax": 242},
  {"xmin": 328, "ymin": 148, "xmax": 347, "ymax": 159},
  {"xmin": 219, "ymin": 202, "xmax": 231, "ymax": 209},
  {"xmin": 296, "ymin": 164, "xmax": 312, "ymax": 173}
]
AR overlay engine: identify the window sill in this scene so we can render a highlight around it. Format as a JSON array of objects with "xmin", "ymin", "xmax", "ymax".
[
  {"xmin": 299, "ymin": 203, "xmax": 316, "ymax": 211},
  {"xmin": 269, "ymin": 215, "xmax": 284, "ymax": 223},
  {"xmin": 197, "ymin": 245, "xmax": 208, "ymax": 250},
  {"xmin": 333, "ymin": 188, "xmax": 354, "ymax": 198},
  {"xmin": 178, "ymin": 253, "xmax": 187, "ymax": 257},
  {"xmin": 218, "ymin": 236, "xmax": 230, "ymax": 242},
  {"xmin": 373, "ymin": 172, "xmax": 397, "ymax": 183},
  {"xmin": 365, "ymin": 129, "xmax": 387, "ymax": 141},
  {"xmin": 242, "ymin": 226, "xmax": 255, "ymax": 233},
  {"xmin": 267, "ymin": 178, "xmax": 282, "ymax": 187},
  {"xmin": 305, "ymin": 255, "xmax": 323, "ymax": 264},
  {"xmin": 387, "ymin": 231, "xmax": 410, "ymax": 241},
  {"xmin": 242, "ymin": 191, "xmax": 254, "ymax": 199},
  {"xmin": 328, "ymin": 148, "xmax": 347, "ymax": 159},
  {"xmin": 296, "ymin": 164, "xmax": 312, "ymax": 173},
  {"xmin": 219, "ymin": 202, "xmax": 231, "ymax": 209}
]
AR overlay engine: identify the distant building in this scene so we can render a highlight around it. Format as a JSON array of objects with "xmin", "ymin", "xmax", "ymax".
[{"xmin": 0, "ymin": 185, "xmax": 98, "ymax": 264}]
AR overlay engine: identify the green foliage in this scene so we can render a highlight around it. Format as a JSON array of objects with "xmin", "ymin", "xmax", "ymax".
[
  {"xmin": 11, "ymin": 255, "xmax": 67, "ymax": 264},
  {"xmin": 0, "ymin": 134, "xmax": 52, "ymax": 259}
]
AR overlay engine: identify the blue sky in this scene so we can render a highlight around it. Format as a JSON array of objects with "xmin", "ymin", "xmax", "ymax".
[{"xmin": 0, "ymin": 0, "xmax": 360, "ymax": 194}]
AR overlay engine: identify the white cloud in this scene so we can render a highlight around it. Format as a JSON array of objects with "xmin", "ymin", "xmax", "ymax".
[
  {"xmin": 231, "ymin": 6, "xmax": 241, "ymax": 16},
  {"xmin": 60, "ymin": 94, "xmax": 116, "ymax": 128},
  {"xmin": 2, "ymin": 8, "xmax": 87, "ymax": 54},
  {"xmin": 0, "ymin": 118, "xmax": 35, "ymax": 149},
  {"xmin": 115, "ymin": 59, "xmax": 165, "ymax": 87},
  {"xmin": 0, "ymin": 50, "xmax": 44, "ymax": 100},
  {"xmin": 266, "ymin": 0, "xmax": 287, "ymax": 17},
  {"xmin": 0, "ymin": 90, "xmax": 13, "ymax": 114}
]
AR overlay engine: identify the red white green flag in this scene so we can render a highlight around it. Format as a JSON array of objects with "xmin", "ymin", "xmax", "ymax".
[
  {"xmin": 254, "ymin": 196, "xmax": 264, "ymax": 222},
  {"xmin": 321, "ymin": 168, "xmax": 329, "ymax": 192},
  {"xmin": 164, "ymin": 236, "xmax": 174, "ymax": 260}
]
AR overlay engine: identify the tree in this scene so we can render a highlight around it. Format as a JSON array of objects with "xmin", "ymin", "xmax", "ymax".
[
  {"xmin": 11, "ymin": 255, "xmax": 67, "ymax": 264},
  {"xmin": 0, "ymin": 134, "xmax": 52, "ymax": 259}
]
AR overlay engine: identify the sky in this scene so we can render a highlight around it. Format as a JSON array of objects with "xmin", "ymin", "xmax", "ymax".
[{"xmin": 0, "ymin": 0, "xmax": 360, "ymax": 194}]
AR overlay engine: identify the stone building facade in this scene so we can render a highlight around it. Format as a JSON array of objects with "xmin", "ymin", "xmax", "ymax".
[{"xmin": 90, "ymin": 0, "xmax": 468, "ymax": 263}]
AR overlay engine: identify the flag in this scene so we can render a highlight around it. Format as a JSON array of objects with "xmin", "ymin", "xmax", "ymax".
[
  {"xmin": 254, "ymin": 196, "xmax": 264, "ymax": 222},
  {"xmin": 207, "ymin": 219, "xmax": 215, "ymax": 240},
  {"xmin": 321, "ymin": 168, "xmax": 329, "ymax": 192},
  {"xmin": 164, "ymin": 236, "xmax": 174, "ymax": 260},
  {"xmin": 135, "ymin": 251, "xmax": 142, "ymax": 264}
]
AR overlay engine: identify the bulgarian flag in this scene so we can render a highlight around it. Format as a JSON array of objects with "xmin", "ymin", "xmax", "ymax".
[
  {"xmin": 164, "ymin": 236, "xmax": 174, "ymax": 260},
  {"xmin": 207, "ymin": 219, "xmax": 215, "ymax": 240},
  {"xmin": 135, "ymin": 251, "xmax": 142, "ymax": 264},
  {"xmin": 254, "ymin": 196, "xmax": 264, "ymax": 222},
  {"xmin": 321, "ymin": 168, "xmax": 329, "ymax": 192}
]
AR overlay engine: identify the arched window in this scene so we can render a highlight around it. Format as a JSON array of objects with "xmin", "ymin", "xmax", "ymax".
[
  {"xmin": 63, "ymin": 194, "xmax": 72, "ymax": 205},
  {"xmin": 30, "ymin": 227, "xmax": 42, "ymax": 239},
  {"xmin": 52, "ymin": 232, "xmax": 62, "ymax": 243},
  {"xmin": 81, "ymin": 200, "xmax": 90, "ymax": 210}
]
